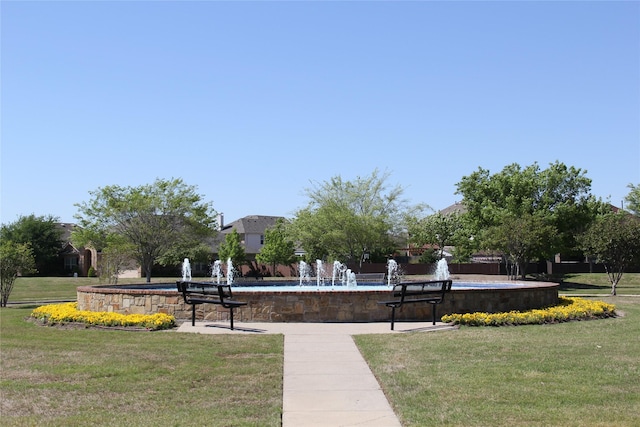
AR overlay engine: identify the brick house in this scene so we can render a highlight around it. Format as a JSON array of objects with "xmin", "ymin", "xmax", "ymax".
[
  {"xmin": 56, "ymin": 223, "xmax": 98, "ymax": 276},
  {"xmin": 213, "ymin": 214, "xmax": 285, "ymax": 260}
]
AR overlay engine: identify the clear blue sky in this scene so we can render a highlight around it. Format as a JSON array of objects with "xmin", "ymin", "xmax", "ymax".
[{"xmin": 2, "ymin": 1, "xmax": 638, "ymax": 225}]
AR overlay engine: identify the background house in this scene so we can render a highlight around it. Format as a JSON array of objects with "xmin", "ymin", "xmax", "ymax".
[
  {"xmin": 213, "ymin": 214, "xmax": 285, "ymax": 260},
  {"xmin": 56, "ymin": 223, "xmax": 97, "ymax": 276}
]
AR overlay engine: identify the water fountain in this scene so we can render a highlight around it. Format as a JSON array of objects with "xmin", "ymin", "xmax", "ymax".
[
  {"xmin": 387, "ymin": 259, "xmax": 398, "ymax": 286},
  {"xmin": 332, "ymin": 261, "xmax": 346, "ymax": 288},
  {"xmin": 434, "ymin": 258, "xmax": 450, "ymax": 281},
  {"xmin": 299, "ymin": 260, "xmax": 311, "ymax": 285},
  {"xmin": 226, "ymin": 258, "xmax": 235, "ymax": 285},
  {"xmin": 316, "ymin": 259, "xmax": 325, "ymax": 287},
  {"xmin": 181, "ymin": 258, "xmax": 192, "ymax": 282},
  {"xmin": 79, "ymin": 257, "xmax": 559, "ymax": 323},
  {"xmin": 211, "ymin": 260, "xmax": 222, "ymax": 284},
  {"xmin": 345, "ymin": 269, "xmax": 357, "ymax": 288}
]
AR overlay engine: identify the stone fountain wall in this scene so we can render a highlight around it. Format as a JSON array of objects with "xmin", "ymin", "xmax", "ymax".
[{"xmin": 77, "ymin": 283, "xmax": 558, "ymax": 324}]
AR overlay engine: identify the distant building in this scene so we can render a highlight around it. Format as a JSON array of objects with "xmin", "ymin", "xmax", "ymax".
[
  {"xmin": 56, "ymin": 223, "xmax": 97, "ymax": 276},
  {"xmin": 213, "ymin": 214, "xmax": 285, "ymax": 260}
]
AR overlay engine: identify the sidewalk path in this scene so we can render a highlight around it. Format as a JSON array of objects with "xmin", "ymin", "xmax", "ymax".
[{"xmin": 177, "ymin": 321, "xmax": 456, "ymax": 427}]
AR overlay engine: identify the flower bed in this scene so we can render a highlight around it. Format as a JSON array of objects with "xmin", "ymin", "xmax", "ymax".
[
  {"xmin": 30, "ymin": 302, "xmax": 176, "ymax": 330},
  {"xmin": 441, "ymin": 297, "xmax": 615, "ymax": 326}
]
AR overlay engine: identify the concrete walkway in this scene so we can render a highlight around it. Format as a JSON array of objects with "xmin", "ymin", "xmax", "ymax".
[{"xmin": 177, "ymin": 321, "xmax": 456, "ymax": 427}]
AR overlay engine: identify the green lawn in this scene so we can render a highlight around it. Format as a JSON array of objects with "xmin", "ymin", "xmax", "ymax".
[
  {"xmin": 356, "ymin": 297, "xmax": 640, "ymax": 426},
  {"xmin": 0, "ymin": 307, "xmax": 283, "ymax": 426},
  {"xmin": 2, "ymin": 274, "xmax": 639, "ymax": 426},
  {"xmin": 7, "ymin": 276, "xmax": 180, "ymax": 303},
  {"xmin": 558, "ymin": 272, "xmax": 640, "ymax": 295}
]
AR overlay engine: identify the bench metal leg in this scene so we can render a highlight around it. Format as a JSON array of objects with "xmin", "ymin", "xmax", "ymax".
[
  {"xmin": 432, "ymin": 303, "xmax": 436, "ymax": 325},
  {"xmin": 229, "ymin": 308, "xmax": 234, "ymax": 330},
  {"xmin": 390, "ymin": 306, "xmax": 396, "ymax": 330},
  {"xmin": 192, "ymin": 304, "xmax": 196, "ymax": 326}
]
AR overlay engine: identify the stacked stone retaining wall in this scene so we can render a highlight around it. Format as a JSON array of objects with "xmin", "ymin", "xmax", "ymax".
[{"xmin": 77, "ymin": 282, "xmax": 558, "ymax": 324}]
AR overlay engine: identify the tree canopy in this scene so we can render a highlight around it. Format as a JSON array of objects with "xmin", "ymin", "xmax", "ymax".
[
  {"xmin": 578, "ymin": 213, "xmax": 640, "ymax": 295},
  {"xmin": 73, "ymin": 178, "xmax": 217, "ymax": 282},
  {"xmin": 455, "ymin": 161, "xmax": 607, "ymax": 264},
  {"xmin": 406, "ymin": 211, "xmax": 465, "ymax": 260},
  {"xmin": 217, "ymin": 229, "xmax": 246, "ymax": 274},
  {"xmin": 288, "ymin": 169, "xmax": 424, "ymax": 269},
  {"xmin": 0, "ymin": 214, "xmax": 63, "ymax": 275},
  {"xmin": 486, "ymin": 213, "xmax": 557, "ymax": 279},
  {"xmin": 0, "ymin": 241, "xmax": 36, "ymax": 306},
  {"xmin": 255, "ymin": 219, "xmax": 297, "ymax": 276},
  {"xmin": 625, "ymin": 183, "xmax": 640, "ymax": 216}
]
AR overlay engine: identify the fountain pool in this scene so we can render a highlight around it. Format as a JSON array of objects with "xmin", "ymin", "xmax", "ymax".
[{"xmin": 76, "ymin": 279, "xmax": 558, "ymax": 324}]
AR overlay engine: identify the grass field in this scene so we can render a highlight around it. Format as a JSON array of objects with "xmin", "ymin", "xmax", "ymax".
[
  {"xmin": 2, "ymin": 274, "xmax": 639, "ymax": 426},
  {"xmin": 356, "ymin": 296, "xmax": 640, "ymax": 426},
  {"xmin": 0, "ymin": 306, "xmax": 283, "ymax": 426},
  {"xmin": 558, "ymin": 272, "xmax": 640, "ymax": 295},
  {"xmin": 7, "ymin": 276, "xmax": 179, "ymax": 304}
]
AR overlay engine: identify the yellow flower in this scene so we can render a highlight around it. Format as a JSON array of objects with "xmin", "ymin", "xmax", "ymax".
[
  {"xmin": 441, "ymin": 297, "xmax": 615, "ymax": 327},
  {"xmin": 31, "ymin": 303, "xmax": 176, "ymax": 330}
]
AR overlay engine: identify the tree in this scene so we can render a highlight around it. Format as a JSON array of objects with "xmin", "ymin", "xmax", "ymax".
[
  {"xmin": 578, "ymin": 213, "xmax": 640, "ymax": 295},
  {"xmin": 455, "ymin": 161, "xmax": 607, "ymax": 261},
  {"xmin": 1, "ymin": 214, "xmax": 63, "ymax": 275},
  {"xmin": 98, "ymin": 235, "xmax": 136, "ymax": 284},
  {"xmin": 0, "ymin": 241, "xmax": 36, "ymax": 306},
  {"xmin": 486, "ymin": 214, "xmax": 557, "ymax": 280},
  {"xmin": 74, "ymin": 178, "xmax": 217, "ymax": 282},
  {"xmin": 625, "ymin": 183, "xmax": 640, "ymax": 216},
  {"xmin": 406, "ymin": 211, "xmax": 464, "ymax": 260},
  {"xmin": 256, "ymin": 219, "xmax": 297, "ymax": 276},
  {"xmin": 217, "ymin": 229, "xmax": 246, "ymax": 274},
  {"xmin": 289, "ymin": 170, "xmax": 424, "ymax": 270}
]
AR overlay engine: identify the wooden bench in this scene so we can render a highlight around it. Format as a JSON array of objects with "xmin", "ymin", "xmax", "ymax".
[
  {"xmin": 378, "ymin": 280, "xmax": 453, "ymax": 330},
  {"xmin": 176, "ymin": 281, "xmax": 247, "ymax": 330}
]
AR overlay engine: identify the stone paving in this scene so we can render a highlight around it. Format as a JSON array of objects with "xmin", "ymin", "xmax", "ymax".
[{"xmin": 177, "ymin": 320, "xmax": 457, "ymax": 427}]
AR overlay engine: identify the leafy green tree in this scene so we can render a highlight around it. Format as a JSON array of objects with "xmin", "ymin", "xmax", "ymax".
[
  {"xmin": 455, "ymin": 161, "xmax": 607, "ymax": 260},
  {"xmin": 578, "ymin": 213, "xmax": 640, "ymax": 295},
  {"xmin": 217, "ymin": 229, "xmax": 246, "ymax": 274},
  {"xmin": 256, "ymin": 219, "xmax": 297, "ymax": 276},
  {"xmin": 406, "ymin": 211, "xmax": 464, "ymax": 259},
  {"xmin": 289, "ymin": 170, "xmax": 424, "ymax": 270},
  {"xmin": 625, "ymin": 183, "xmax": 640, "ymax": 216},
  {"xmin": 486, "ymin": 214, "xmax": 557, "ymax": 280},
  {"xmin": 1, "ymin": 214, "xmax": 63, "ymax": 275},
  {"xmin": 100, "ymin": 235, "xmax": 136, "ymax": 284},
  {"xmin": 0, "ymin": 241, "xmax": 36, "ymax": 306},
  {"xmin": 74, "ymin": 178, "xmax": 217, "ymax": 282}
]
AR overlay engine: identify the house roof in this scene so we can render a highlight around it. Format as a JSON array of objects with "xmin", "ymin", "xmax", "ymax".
[
  {"xmin": 56, "ymin": 223, "xmax": 76, "ymax": 243},
  {"xmin": 439, "ymin": 202, "xmax": 466, "ymax": 215},
  {"xmin": 220, "ymin": 215, "xmax": 284, "ymax": 235}
]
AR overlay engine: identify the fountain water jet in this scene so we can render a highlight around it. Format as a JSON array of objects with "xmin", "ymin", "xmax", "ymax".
[
  {"xmin": 299, "ymin": 261, "xmax": 311, "ymax": 285},
  {"xmin": 316, "ymin": 259, "xmax": 325, "ymax": 287},
  {"xmin": 181, "ymin": 258, "xmax": 192, "ymax": 282},
  {"xmin": 346, "ymin": 269, "xmax": 357, "ymax": 288},
  {"xmin": 387, "ymin": 259, "xmax": 398, "ymax": 286},
  {"xmin": 434, "ymin": 258, "xmax": 450, "ymax": 281},
  {"xmin": 211, "ymin": 260, "xmax": 222, "ymax": 284},
  {"xmin": 226, "ymin": 258, "xmax": 235, "ymax": 285}
]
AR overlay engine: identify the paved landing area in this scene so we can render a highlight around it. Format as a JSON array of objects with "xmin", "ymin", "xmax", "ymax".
[
  {"xmin": 177, "ymin": 321, "xmax": 456, "ymax": 427},
  {"xmin": 176, "ymin": 321, "xmax": 456, "ymax": 335}
]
